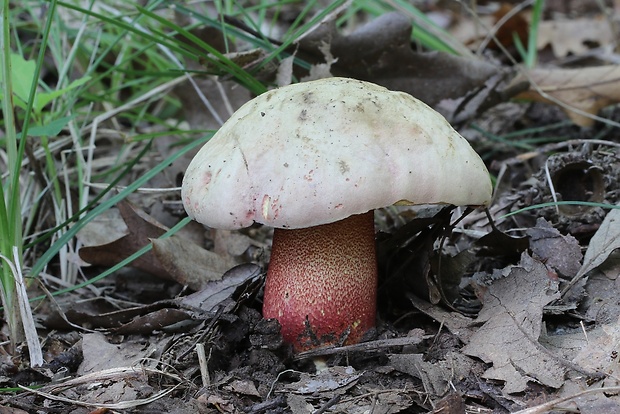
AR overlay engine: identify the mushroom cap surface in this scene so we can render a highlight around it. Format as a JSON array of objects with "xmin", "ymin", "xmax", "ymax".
[{"xmin": 182, "ymin": 77, "xmax": 492, "ymax": 230}]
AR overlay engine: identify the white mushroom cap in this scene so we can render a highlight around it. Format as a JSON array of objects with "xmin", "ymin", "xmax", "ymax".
[{"xmin": 182, "ymin": 77, "xmax": 492, "ymax": 230}]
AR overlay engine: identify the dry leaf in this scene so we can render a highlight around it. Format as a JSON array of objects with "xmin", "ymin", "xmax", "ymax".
[
  {"xmin": 76, "ymin": 207, "xmax": 128, "ymax": 247},
  {"xmin": 298, "ymin": 12, "xmax": 516, "ymax": 121},
  {"xmin": 112, "ymin": 308, "xmax": 193, "ymax": 335},
  {"xmin": 537, "ymin": 18, "xmax": 614, "ymax": 58},
  {"xmin": 526, "ymin": 217, "xmax": 582, "ymax": 278},
  {"xmin": 78, "ymin": 201, "xmax": 170, "ymax": 280},
  {"xmin": 178, "ymin": 263, "xmax": 263, "ymax": 313},
  {"xmin": 224, "ymin": 379, "xmax": 261, "ymax": 397},
  {"xmin": 78, "ymin": 332, "xmax": 152, "ymax": 375},
  {"xmin": 547, "ymin": 320, "xmax": 620, "ymax": 412},
  {"xmin": 389, "ymin": 351, "xmax": 478, "ymax": 397},
  {"xmin": 283, "ymin": 366, "xmax": 363, "ymax": 395},
  {"xmin": 431, "ymin": 393, "xmax": 466, "ymax": 414},
  {"xmin": 576, "ymin": 205, "xmax": 620, "ymax": 279},
  {"xmin": 514, "ymin": 66, "xmax": 620, "ymax": 126},
  {"xmin": 583, "ymin": 272, "xmax": 620, "ymax": 324},
  {"xmin": 152, "ymin": 236, "xmax": 237, "ymax": 291},
  {"xmin": 462, "ymin": 253, "xmax": 564, "ymax": 393}
]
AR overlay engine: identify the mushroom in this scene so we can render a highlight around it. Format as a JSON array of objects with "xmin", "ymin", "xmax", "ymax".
[{"xmin": 182, "ymin": 77, "xmax": 492, "ymax": 351}]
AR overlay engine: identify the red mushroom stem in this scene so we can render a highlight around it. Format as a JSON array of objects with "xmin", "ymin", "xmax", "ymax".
[{"xmin": 263, "ymin": 211, "xmax": 377, "ymax": 351}]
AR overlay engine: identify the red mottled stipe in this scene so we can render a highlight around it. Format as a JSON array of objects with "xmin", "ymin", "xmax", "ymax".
[{"xmin": 263, "ymin": 211, "xmax": 377, "ymax": 352}]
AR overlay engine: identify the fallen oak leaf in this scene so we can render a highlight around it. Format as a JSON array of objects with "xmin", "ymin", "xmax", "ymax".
[
  {"xmin": 512, "ymin": 65, "xmax": 620, "ymax": 126},
  {"xmin": 179, "ymin": 263, "xmax": 263, "ymax": 313},
  {"xmin": 576, "ymin": 205, "xmax": 620, "ymax": 279},
  {"xmin": 462, "ymin": 253, "xmax": 564, "ymax": 394}
]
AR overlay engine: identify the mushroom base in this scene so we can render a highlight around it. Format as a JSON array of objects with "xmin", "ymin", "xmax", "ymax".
[{"xmin": 263, "ymin": 211, "xmax": 377, "ymax": 352}]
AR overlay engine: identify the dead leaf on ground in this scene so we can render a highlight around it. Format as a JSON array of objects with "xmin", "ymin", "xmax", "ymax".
[
  {"xmin": 0, "ymin": 407, "xmax": 29, "ymax": 414},
  {"xmin": 297, "ymin": 12, "xmax": 517, "ymax": 122},
  {"xmin": 389, "ymin": 351, "xmax": 478, "ymax": 397},
  {"xmin": 79, "ymin": 200, "xmax": 169, "ymax": 280},
  {"xmin": 152, "ymin": 235, "xmax": 237, "ymax": 291},
  {"xmin": 576, "ymin": 205, "xmax": 620, "ymax": 280},
  {"xmin": 462, "ymin": 253, "xmax": 564, "ymax": 394},
  {"xmin": 44, "ymin": 264, "xmax": 261, "ymax": 334},
  {"xmin": 513, "ymin": 66, "xmax": 620, "ymax": 126},
  {"xmin": 179, "ymin": 263, "xmax": 263, "ymax": 313},
  {"xmin": 537, "ymin": 17, "xmax": 615, "ymax": 58},
  {"xmin": 70, "ymin": 334, "xmax": 155, "ymax": 407},
  {"xmin": 562, "ymin": 204, "xmax": 620, "ymax": 300},
  {"xmin": 280, "ymin": 365, "xmax": 413, "ymax": 413},
  {"xmin": 78, "ymin": 332, "xmax": 153, "ymax": 375},
  {"xmin": 583, "ymin": 271, "xmax": 620, "ymax": 324},
  {"xmin": 79, "ymin": 201, "xmax": 240, "ymax": 290},
  {"xmin": 548, "ymin": 319, "xmax": 620, "ymax": 412},
  {"xmin": 526, "ymin": 217, "xmax": 583, "ymax": 278},
  {"xmin": 284, "ymin": 366, "xmax": 363, "ymax": 395}
]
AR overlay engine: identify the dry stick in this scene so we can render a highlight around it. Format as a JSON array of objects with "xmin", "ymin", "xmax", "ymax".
[
  {"xmin": 19, "ymin": 383, "xmax": 180, "ymax": 410},
  {"xmin": 196, "ymin": 343, "xmax": 210, "ymax": 388},
  {"xmin": 19, "ymin": 366, "xmax": 184, "ymax": 409},
  {"xmin": 313, "ymin": 394, "xmax": 341, "ymax": 414},
  {"xmin": 245, "ymin": 395, "xmax": 287, "ymax": 414},
  {"xmin": 294, "ymin": 335, "xmax": 432, "ymax": 360}
]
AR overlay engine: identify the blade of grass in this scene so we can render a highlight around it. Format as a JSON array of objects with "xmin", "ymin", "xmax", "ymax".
[
  {"xmin": 135, "ymin": 5, "xmax": 267, "ymax": 94},
  {"xmin": 0, "ymin": 0, "xmax": 27, "ymax": 346},
  {"xmin": 501, "ymin": 201, "xmax": 620, "ymax": 218}
]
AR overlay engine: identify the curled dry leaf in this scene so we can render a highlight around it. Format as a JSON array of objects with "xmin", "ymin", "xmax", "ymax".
[
  {"xmin": 179, "ymin": 263, "xmax": 263, "ymax": 313},
  {"xmin": 573, "ymin": 205, "xmax": 620, "ymax": 281},
  {"xmin": 513, "ymin": 66, "xmax": 620, "ymax": 126}
]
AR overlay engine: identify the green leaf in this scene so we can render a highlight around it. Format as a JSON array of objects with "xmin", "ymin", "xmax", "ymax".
[
  {"xmin": 0, "ymin": 53, "xmax": 90, "ymax": 114},
  {"xmin": 4, "ymin": 53, "xmax": 36, "ymax": 104},
  {"xmin": 17, "ymin": 115, "xmax": 77, "ymax": 138},
  {"xmin": 34, "ymin": 76, "xmax": 91, "ymax": 112}
]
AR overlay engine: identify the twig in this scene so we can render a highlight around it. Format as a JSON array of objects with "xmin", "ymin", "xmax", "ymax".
[
  {"xmin": 196, "ymin": 343, "xmax": 211, "ymax": 388},
  {"xmin": 295, "ymin": 334, "xmax": 430, "ymax": 360},
  {"xmin": 313, "ymin": 394, "xmax": 341, "ymax": 414}
]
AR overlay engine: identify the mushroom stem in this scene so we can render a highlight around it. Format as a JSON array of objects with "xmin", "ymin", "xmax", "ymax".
[{"xmin": 263, "ymin": 211, "xmax": 377, "ymax": 351}]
